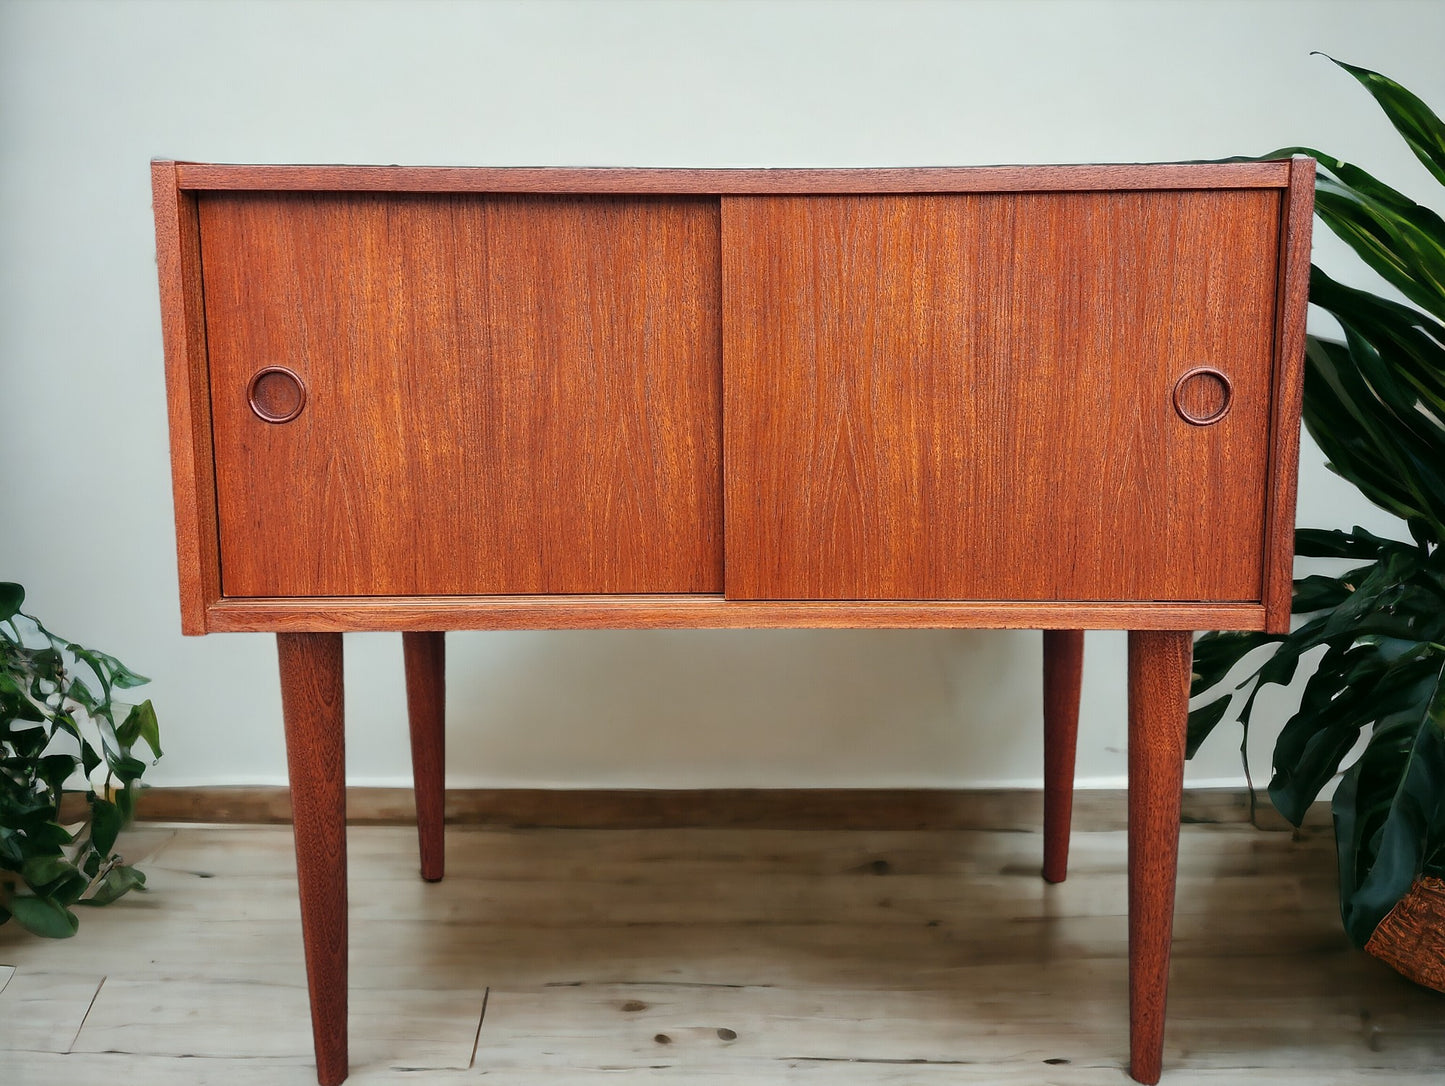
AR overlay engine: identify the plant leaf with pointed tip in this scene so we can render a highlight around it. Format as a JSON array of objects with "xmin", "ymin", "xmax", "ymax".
[
  {"xmin": 1319, "ymin": 54, "xmax": 1445, "ymax": 187},
  {"xmin": 0, "ymin": 583, "xmax": 22, "ymax": 622},
  {"xmin": 7, "ymin": 894, "xmax": 79, "ymax": 938}
]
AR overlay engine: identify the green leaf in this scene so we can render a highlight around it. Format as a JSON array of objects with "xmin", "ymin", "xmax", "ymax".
[
  {"xmin": 1190, "ymin": 630, "xmax": 1281, "ymax": 697},
  {"xmin": 117, "ymin": 700, "xmax": 161, "ymax": 758},
  {"xmin": 1313, "ymin": 174, "xmax": 1445, "ymax": 322},
  {"xmin": 82, "ymin": 864, "xmax": 146, "ymax": 907},
  {"xmin": 68, "ymin": 644, "xmax": 150, "ymax": 692},
  {"xmin": 108, "ymin": 755, "xmax": 148, "ymax": 785},
  {"xmin": 17, "ymin": 821, "xmax": 73, "ymax": 853},
  {"xmin": 1256, "ymin": 148, "xmax": 1445, "ymax": 322},
  {"xmin": 21, "ymin": 854, "xmax": 77, "ymax": 888},
  {"xmin": 1304, "ymin": 338, "xmax": 1431, "ymax": 527},
  {"xmin": 1333, "ymin": 661, "xmax": 1445, "ymax": 946},
  {"xmin": 1292, "ymin": 574, "xmax": 1355, "ymax": 614},
  {"xmin": 1270, "ymin": 651, "xmax": 1438, "ymax": 825},
  {"xmin": 113, "ymin": 781, "xmax": 136, "ymax": 822},
  {"xmin": 1186, "ymin": 697, "xmax": 1233, "ymax": 759},
  {"xmin": 1294, "ymin": 527, "xmax": 1405, "ymax": 559},
  {"xmin": 89, "ymin": 796, "xmax": 122, "ymax": 857},
  {"xmin": 1320, "ymin": 55, "xmax": 1445, "ymax": 187},
  {"xmin": 7, "ymin": 894, "xmax": 78, "ymax": 938},
  {"xmin": 0, "ymin": 582, "xmax": 22, "ymax": 622}
]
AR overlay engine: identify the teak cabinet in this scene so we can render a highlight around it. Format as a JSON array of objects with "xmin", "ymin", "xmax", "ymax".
[{"xmin": 152, "ymin": 159, "xmax": 1315, "ymax": 1085}]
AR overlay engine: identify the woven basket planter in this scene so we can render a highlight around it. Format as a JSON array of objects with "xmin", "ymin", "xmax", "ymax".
[{"xmin": 1365, "ymin": 876, "xmax": 1445, "ymax": 993}]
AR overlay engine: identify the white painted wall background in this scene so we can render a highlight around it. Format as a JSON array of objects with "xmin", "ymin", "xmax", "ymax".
[{"xmin": 1, "ymin": 0, "xmax": 1442, "ymax": 792}]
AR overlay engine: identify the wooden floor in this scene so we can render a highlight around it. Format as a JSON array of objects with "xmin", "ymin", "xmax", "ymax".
[{"xmin": 1, "ymin": 819, "xmax": 1441, "ymax": 1084}]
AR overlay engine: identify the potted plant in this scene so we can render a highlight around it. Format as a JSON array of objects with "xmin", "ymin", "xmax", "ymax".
[
  {"xmin": 1, "ymin": 581, "xmax": 161, "ymax": 937},
  {"xmin": 1190, "ymin": 57, "xmax": 1445, "ymax": 989}
]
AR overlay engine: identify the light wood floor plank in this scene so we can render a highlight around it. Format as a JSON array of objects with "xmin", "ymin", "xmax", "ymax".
[
  {"xmin": 71, "ymin": 976, "xmax": 486, "ymax": 1069},
  {"xmin": 0, "ymin": 970, "xmax": 105, "ymax": 1053},
  {"xmin": 0, "ymin": 821, "xmax": 1440, "ymax": 1084}
]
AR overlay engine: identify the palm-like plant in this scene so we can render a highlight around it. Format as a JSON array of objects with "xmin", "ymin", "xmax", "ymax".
[{"xmin": 1190, "ymin": 57, "xmax": 1445, "ymax": 960}]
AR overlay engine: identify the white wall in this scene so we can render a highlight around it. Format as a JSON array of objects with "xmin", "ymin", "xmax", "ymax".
[{"xmin": 1, "ymin": 0, "xmax": 1440, "ymax": 791}]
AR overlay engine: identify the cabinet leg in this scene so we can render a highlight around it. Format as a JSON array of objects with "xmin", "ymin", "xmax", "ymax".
[
  {"xmin": 1042, "ymin": 629, "xmax": 1084, "ymax": 883},
  {"xmin": 1126, "ymin": 630, "xmax": 1192, "ymax": 1085},
  {"xmin": 403, "ymin": 631, "xmax": 446, "ymax": 882},
  {"xmin": 278, "ymin": 632, "xmax": 349, "ymax": 1086}
]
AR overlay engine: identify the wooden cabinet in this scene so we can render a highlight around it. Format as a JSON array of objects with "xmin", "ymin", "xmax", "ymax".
[{"xmin": 152, "ymin": 159, "xmax": 1314, "ymax": 1086}]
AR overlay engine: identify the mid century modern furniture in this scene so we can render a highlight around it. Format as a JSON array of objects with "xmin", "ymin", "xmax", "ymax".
[{"xmin": 151, "ymin": 158, "xmax": 1314, "ymax": 1084}]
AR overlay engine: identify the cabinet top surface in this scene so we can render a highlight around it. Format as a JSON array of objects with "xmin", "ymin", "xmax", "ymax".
[{"xmin": 159, "ymin": 159, "xmax": 1299, "ymax": 194}]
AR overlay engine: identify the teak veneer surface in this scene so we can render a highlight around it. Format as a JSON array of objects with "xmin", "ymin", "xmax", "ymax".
[
  {"xmin": 723, "ymin": 190, "xmax": 1279, "ymax": 600},
  {"xmin": 163, "ymin": 162, "xmax": 1308, "ymax": 629},
  {"xmin": 201, "ymin": 192, "xmax": 722, "ymax": 598},
  {"xmin": 172, "ymin": 160, "xmax": 1293, "ymax": 192}
]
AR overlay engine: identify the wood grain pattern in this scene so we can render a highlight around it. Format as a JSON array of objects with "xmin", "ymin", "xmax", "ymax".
[
  {"xmin": 200, "ymin": 192, "xmax": 721, "ymax": 597},
  {"xmin": 1042, "ymin": 629, "xmax": 1084, "ymax": 883},
  {"xmin": 723, "ymin": 191, "xmax": 1281, "ymax": 601},
  {"xmin": 1263, "ymin": 156, "xmax": 1317, "ymax": 632},
  {"xmin": 172, "ymin": 161, "xmax": 1293, "ymax": 194},
  {"xmin": 201, "ymin": 595, "xmax": 1268, "ymax": 632},
  {"xmin": 1127, "ymin": 629, "xmax": 1193, "ymax": 1086},
  {"xmin": 276, "ymin": 633, "xmax": 348, "ymax": 1086},
  {"xmin": 10, "ymin": 822, "xmax": 1441, "ymax": 1084},
  {"xmin": 402, "ymin": 632, "xmax": 446, "ymax": 882},
  {"xmin": 151, "ymin": 161, "xmax": 220, "ymax": 633}
]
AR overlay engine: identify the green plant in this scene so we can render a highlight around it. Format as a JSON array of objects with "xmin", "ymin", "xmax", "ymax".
[
  {"xmin": 1, "ymin": 582, "xmax": 161, "ymax": 937},
  {"xmin": 1190, "ymin": 57, "xmax": 1445, "ymax": 949}
]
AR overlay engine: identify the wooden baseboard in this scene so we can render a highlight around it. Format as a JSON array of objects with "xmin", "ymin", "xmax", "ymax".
[{"xmin": 131, "ymin": 785, "xmax": 1325, "ymax": 832}]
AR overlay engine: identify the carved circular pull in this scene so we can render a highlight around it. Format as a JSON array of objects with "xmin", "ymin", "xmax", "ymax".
[
  {"xmin": 247, "ymin": 367, "xmax": 307, "ymax": 424},
  {"xmin": 1172, "ymin": 367, "xmax": 1232, "ymax": 426}
]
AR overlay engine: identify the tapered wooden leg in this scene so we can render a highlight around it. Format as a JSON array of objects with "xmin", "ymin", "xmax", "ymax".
[
  {"xmin": 278, "ymin": 633, "xmax": 348, "ymax": 1086},
  {"xmin": 1127, "ymin": 629, "xmax": 1192, "ymax": 1086},
  {"xmin": 403, "ymin": 631, "xmax": 446, "ymax": 882},
  {"xmin": 1042, "ymin": 629, "xmax": 1084, "ymax": 883}
]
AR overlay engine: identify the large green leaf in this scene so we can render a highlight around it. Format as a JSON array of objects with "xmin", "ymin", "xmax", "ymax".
[
  {"xmin": 1262, "ymin": 146, "xmax": 1445, "ymax": 320},
  {"xmin": 1313, "ymin": 175, "xmax": 1445, "ymax": 322},
  {"xmin": 1321, "ymin": 54, "xmax": 1445, "ymax": 187},
  {"xmin": 1310, "ymin": 270, "xmax": 1445, "ymax": 433},
  {"xmin": 1333, "ymin": 661, "xmax": 1445, "ymax": 946},
  {"xmin": 1304, "ymin": 336, "xmax": 1442, "ymax": 529},
  {"xmin": 1295, "ymin": 527, "xmax": 1388, "ymax": 559},
  {"xmin": 1186, "ymin": 697, "xmax": 1234, "ymax": 760},
  {"xmin": 1270, "ymin": 649, "xmax": 1439, "ymax": 825},
  {"xmin": 1191, "ymin": 630, "xmax": 1282, "ymax": 697}
]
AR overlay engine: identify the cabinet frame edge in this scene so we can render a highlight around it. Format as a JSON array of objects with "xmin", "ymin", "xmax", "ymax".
[
  {"xmin": 204, "ymin": 596, "xmax": 1267, "ymax": 633},
  {"xmin": 152, "ymin": 160, "xmax": 222, "ymax": 634},
  {"xmin": 1262, "ymin": 155, "xmax": 1316, "ymax": 633},
  {"xmin": 171, "ymin": 161, "xmax": 1293, "ymax": 194}
]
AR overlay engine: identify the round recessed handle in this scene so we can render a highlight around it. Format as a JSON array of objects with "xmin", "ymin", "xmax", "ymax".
[
  {"xmin": 1172, "ymin": 367, "xmax": 1232, "ymax": 426},
  {"xmin": 247, "ymin": 366, "xmax": 307, "ymax": 424}
]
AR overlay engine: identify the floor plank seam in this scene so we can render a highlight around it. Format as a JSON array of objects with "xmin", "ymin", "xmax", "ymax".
[
  {"xmin": 66, "ymin": 973, "xmax": 106, "ymax": 1054},
  {"xmin": 469, "ymin": 986, "xmax": 489, "ymax": 1070}
]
